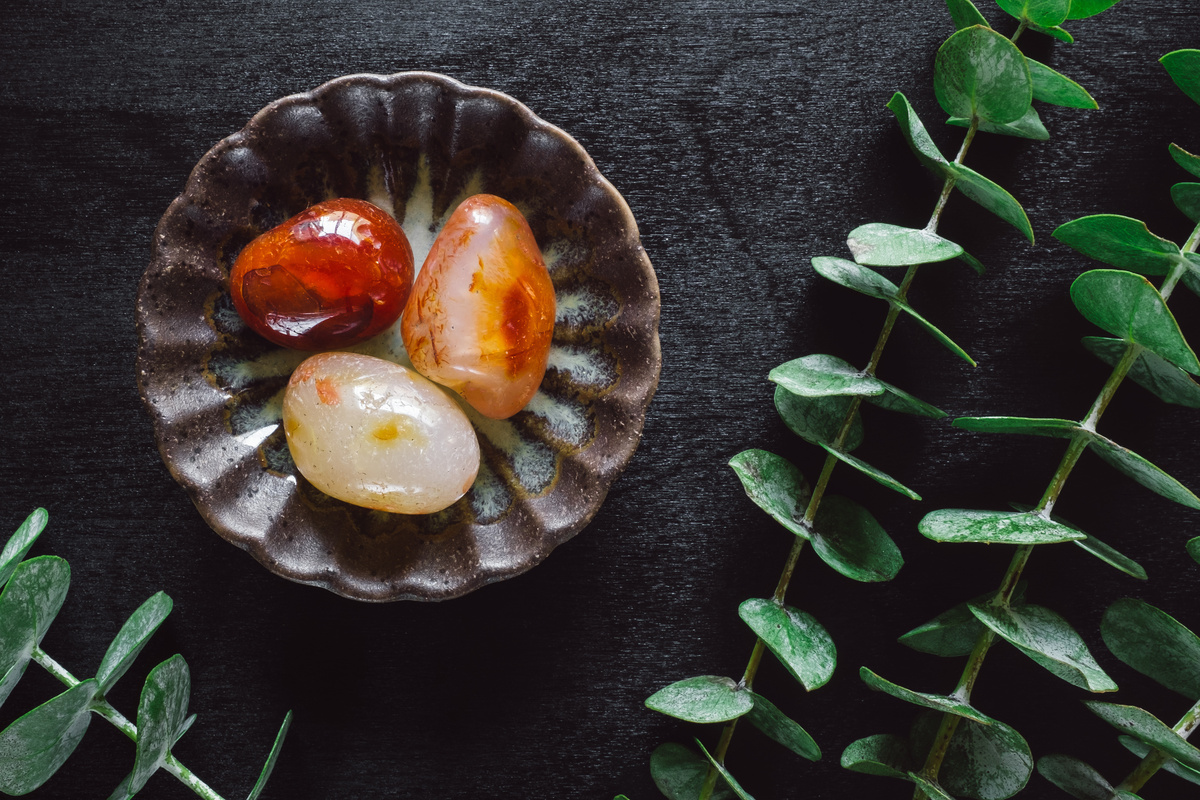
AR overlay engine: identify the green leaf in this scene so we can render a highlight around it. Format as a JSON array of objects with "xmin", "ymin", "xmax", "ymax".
[
  {"xmin": 650, "ymin": 742, "xmax": 735, "ymax": 800},
  {"xmin": 770, "ymin": 355, "xmax": 944, "ymax": 417},
  {"xmin": 846, "ymin": 223, "xmax": 965, "ymax": 267},
  {"xmin": 1162, "ymin": 50, "xmax": 1200, "ymax": 105},
  {"xmin": 818, "ymin": 444, "xmax": 922, "ymax": 500},
  {"xmin": 968, "ymin": 603, "xmax": 1117, "ymax": 691},
  {"xmin": 1066, "ymin": 0, "xmax": 1122, "ymax": 19},
  {"xmin": 0, "ymin": 508, "xmax": 48, "ymax": 590},
  {"xmin": 1172, "ymin": 183, "xmax": 1200, "ymax": 222},
  {"xmin": 1084, "ymin": 702, "xmax": 1200, "ymax": 772},
  {"xmin": 841, "ymin": 733, "xmax": 911, "ymax": 779},
  {"xmin": 1027, "ymin": 22, "xmax": 1074, "ymax": 42},
  {"xmin": 96, "ymin": 592, "xmax": 173, "ymax": 696},
  {"xmin": 860, "ymin": 667, "xmax": 994, "ymax": 724},
  {"xmin": 887, "ymin": 92, "xmax": 952, "ymax": 173},
  {"xmin": 646, "ymin": 676, "xmax": 753, "ymax": 724},
  {"xmin": 919, "ymin": 508, "xmax": 1085, "ymax": 544},
  {"xmin": 996, "ymin": 0, "xmax": 1070, "ymax": 26},
  {"xmin": 934, "ymin": 26, "xmax": 1032, "ymax": 124},
  {"xmin": 745, "ymin": 691, "xmax": 820, "ymax": 761},
  {"xmin": 0, "ymin": 679, "xmax": 97, "ymax": 794},
  {"xmin": 739, "ymin": 599, "xmax": 836, "ymax": 691},
  {"xmin": 909, "ymin": 773, "xmax": 956, "ymax": 800},
  {"xmin": 896, "ymin": 301, "xmax": 978, "ymax": 365},
  {"xmin": 1083, "ymin": 336, "xmax": 1200, "ymax": 408},
  {"xmin": 729, "ymin": 450, "xmax": 812, "ymax": 540},
  {"xmin": 1170, "ymin": 143, "xmax": 1200, "ymax": 179},
  {"xmin": 946, "ymin": 0, "xmax": 989, "ymax": 29},
  {"xmin": 0, "ymin": 592, "xmax": 35, "ymax": 712},
  {"xmin": 1054, "ymin": 215, "xmax": 1182, "ymax": 276},
  {"xmin": 1026, "ymin": 58, "xmax": 1097, "ymax": 108},
  {"xmin": 911, "ymin": 711, "xmax": 1034, "ymax": 800},
  {"xmin": 953, "ymin": 416, "xmax": 1078, "ymax": 438},
  {"xmin": 247, "ymin": 710, "xmax": 293, "ymax": 800},
  {"xmin": 899, "ymin": 587, "xmax": 1025, "ymax": 657},
  {"xmin": 1189, "ymin": 536, "xmax": 1200, "ymax": 565},
  {"xmin": 119, "ymin": 655, "xmax": 191, "ymax": 799},
  {"xmin": 810, "ymin": 495, "xmax": 904, "ymax": 582},
  {"xmin": 0, "ymin": 556, "xmax": 72, "ymax": 705},
  {"xmin": 774, "ymin": 387, "xmax": 864, "ymax": 452},
  {"xmin": 1071, "ymin": 270, "xmax": 1200, "ymax": 374},
  {"xmin": 1118, "ymin": 736, "xmax": 1200, "ymax": 787},
  {"xmin": 1102, "ymin": 598, "xmax": 1200, "ymax": 698},
  {"xmin": 1036, "ymin": 754, "xmax": 1114, "ymax": 800},
  {"xmin": 1005, "ymin": 500, "xmax": 1145, "ymax": 578},
  {"xmin": 865, "ymin": 382, "xmax": 948, "ymax": 419},
  {"xmin": 1085, "ymin": 431, "xmax": 1200, "ymax": 510},
  {"xmin": 1185, "ymin": 253, "xmax": 1200, "ymax": 299},
  {"xmin": 947, "ymin": 162, "xmax": 1034, "ymax": 242},
  {"xmin": 695, "ymin": 739, "xmax": 756, "ymax": 800},
  {"xmin": 812, "ymin": 255, "xmax": 900, "ymax": 302},
  {"xmin": 949, "ymin": 105, "xmax": 1048, "ymax": 141}
]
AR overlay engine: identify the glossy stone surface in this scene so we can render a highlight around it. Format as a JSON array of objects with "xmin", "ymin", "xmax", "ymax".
[
  {"xmin": 402, "ymin": 194, "xmax": 556, "ymax": 419},
  {"xmin": 283, "ymin": 352, "xmax": 480, "ymax": 514},
  {"xmin": 231, "ymin": 198, "xmax": 414, "ymax": 350}
]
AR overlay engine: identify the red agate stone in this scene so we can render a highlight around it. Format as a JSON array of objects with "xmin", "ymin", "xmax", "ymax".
[
  {"xmin": 230, "ymin": 198, "xmax": 414, "ymax": 350},
  {"xmin": 401, "ymin": 194, "xmax": 555, "ymax": 419}
]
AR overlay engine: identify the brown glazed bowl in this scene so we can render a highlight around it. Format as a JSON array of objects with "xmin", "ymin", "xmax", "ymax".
[{"xmin": 136, "ymin": 72, "xmax": 660, "ymax": 601}]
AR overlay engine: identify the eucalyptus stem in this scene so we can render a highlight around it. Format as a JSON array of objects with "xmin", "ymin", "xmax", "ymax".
[
  {"xmin": 700, "ymin": 116, "xmax": 982, "ymax": 800},
  {"xmin": 30, "ymin": 646, "xmax": 227, "ymax": 800}
]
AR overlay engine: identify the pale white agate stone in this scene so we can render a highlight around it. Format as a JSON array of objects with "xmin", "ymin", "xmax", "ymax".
[{"xmin": 283, "ymin": 352, "xmax": 480, "ymax": 514}]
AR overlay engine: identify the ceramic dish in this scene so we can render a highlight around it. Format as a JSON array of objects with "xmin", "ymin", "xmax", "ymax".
[{"xmin": 136, "ymin": 72, "xmax": 660, "ymax": 601}]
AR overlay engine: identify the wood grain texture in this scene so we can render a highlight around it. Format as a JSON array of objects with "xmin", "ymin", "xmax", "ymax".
[{"xmin": 2, "ymin": 1, "xmax": 1199, "ymax": 798}]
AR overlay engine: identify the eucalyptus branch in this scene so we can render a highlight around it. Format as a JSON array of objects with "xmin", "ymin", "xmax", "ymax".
[{"xmin": 0, "ymin": 508, "xmax": 292, "ymax": 800}]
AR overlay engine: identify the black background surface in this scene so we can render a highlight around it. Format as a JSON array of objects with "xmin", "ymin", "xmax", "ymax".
[{"xmin": 2, "ymin": 1, "xmax": 1200, "ymax": 798}]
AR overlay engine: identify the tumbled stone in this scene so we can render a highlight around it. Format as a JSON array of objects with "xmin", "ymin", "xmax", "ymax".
[
  {"xmin": 402, "ymin": 194, "xmax": 555, "ymax": 419},
  {"xmin": 283, "ymin": 352, "xmax": 480, "ymax": 514}
]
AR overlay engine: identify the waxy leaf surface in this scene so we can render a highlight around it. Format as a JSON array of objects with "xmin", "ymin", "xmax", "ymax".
[
  {"xmin": 769, "ymin": 355, "xmax": 947, "ymax": 421},
  {"xmin": 887, "ymin": 92, "xmax": 950, "ymax": 173},
  {"xmin": 1026, "ymin": 58, "xmax": 1097, "ymax": 108},
  {"xmin": 1102, "ymin": 598, "xmax": 1200, "ymax": 699},
  {"xmin": 1118, "ymin": 736, "xmax": 1200, "ymax": 787},
  {"xmin": 1084, "ymin": 702, "xmax": 1200, "ymax": 772},
  {"xmin": 912, "ymin": 711, "xmax": 1033, "ymax": 800},
  {"xmin": 1172, "ymin": 182, "xmax": 1200, "ymax": 222},
  {"xmin": 934, "ymin": 26, "xmax": 1032, "ymax": 124},
  {"xmin": 860, "ymin": 667, "xmax": 993, "ymax": 724},
  {"xmin": 97, "ymin": 592, "xmax": 173, "ymax": 696},
  {"xmin": 0, "ymin": 556, "xmax": 71, "ymax": 708},
  {"xmin": 899, "ymin": 587, "xmax": 1025, "ymax": 658},
  {"xmin": 997, "ymin": 0, "xmax": 1070, "ymax": 26},
  {"xmin": 115, "ymin": 655, "xmax": 191, "ymax": 799},
  {"xmin": 810, "ymin": 495, "xmax": 904, "ymax": 582},
  {"xmin": 968, "ymin": 603, "xmax": 1116, "ymax": 691},
  {"xmin": 1162, "ymin": 49, "xmax": 1200, "ymax": 105},
  {"xmin": 920, "ymin": 508, "xmax": 1084, "ymax": 545},
  {"xmin": 909, "ymin": 774, "xmax": 955, "ymax": 800},
  {"xmin": 1170, "ymin": 144, "xmax": 1200, "ymax": 178},
  {"xmin": 649, "ymin": 743, "xmax": 735, "ymax": 800},
  {"xmin": 1083, "ymin": 336, "xmax": 1200, "ymax": 408},
  {"xmin": 1071, "ymin": 270, "xmax": 1199, "ymax": 374},
  {"xmin": 818, "ymin": 444, "xmax": 921, "ymax": 500},
  {"xmin": 774, "ymin": 387, "xmax": 864, "ymax": 452},
  {"xmin": 0, "ymin": 679, "xmax": 96, "ymax": 794},
  {"xmin": 846, "ymin": 223, "xmax": 964, "ymax": 267},
  {"xmin": 739, "ymin": 599, "xmax": 835, "ymax": 691},
  {"xmin": 949, "ymin": 106, "xmax": 1048, "ymax": 140},
  {"xmin": 0, "ymin": 593, "xmax": 34, "ymax": 711},
  {"xmin": 645, "ymin": 675, "xmax": 753, "ymax": 724},
  {"xmin": 946, "ymin": 0, "xmax": 989, "ymax": 29},
  {"xmin": 0, "ymin": 508, "xmax": 47, "ymax": 590},
  {"xmin": 841, "ymin": 733, "xmax": 910, "ymax": 779},
  {"xmin": 1054, "ymin": 215, "xmax": 1180, "ymax": 276},
  {"xmin": 1066, "ymin": 0, "xmax": 1122, "ymax": 19},
  {"xmin": 947, "ymin": 163, "xmax": 1034, "ymax": 242},
  {"xmin": 746, "ymin": 691, "xmax": 820, "ymax": 761},
  {"xmin": 247, "ymin": 710, "xmax": 293, "ymax": 800},
  {"xmin": 1086, "ymin": 432, "xmax": 1200, "ymax": 509},
  {"xmin": 729, "ymin": 450, "xmax": 811, "ymax": 540},
  {"xmin": 1005, "ymin": 501, "xmax": 1145, "ymax": 578},
  {"xmin": 1036, "ymin": 754, "xmax": 1114, "ymax": 800},
  {"xmin": 695, "ymin": 739, "xmax": 755, "ymax": 800},
  {"xmin": 954, "ymin": 416, "xmax": 1078, "ymax": 438}
]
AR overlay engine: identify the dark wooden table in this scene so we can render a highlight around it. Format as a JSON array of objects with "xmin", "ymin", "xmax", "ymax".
[{"xmin": 2, "ymin": 1, "xmax": 1199, "ymax": 798}]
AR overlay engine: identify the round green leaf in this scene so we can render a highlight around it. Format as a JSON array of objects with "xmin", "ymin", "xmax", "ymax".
[
  {"xmin": 125, "ymin": 655, "xmax": 192, "ymax": 797},
  {"xmin": 949, "ymin": 106, "xmax": 1049, "ymax": 140},
  {"xmin": 0, "ymin": 591, "xmax": 35, "ymax": 711},
  {"xmin": 774, "ymin": 387, "xmax": 864, "ymax": 452},
  {"xmin": 934, "ymin": 26, "xmax": 1032, "ymax": 124},
  {"xmin": 1084, "ymin": 702, "xmax": 1200, "ymax": 772},
  {"xmin": 1102, "ymin": 598, "xmax": 1200, "ymax": 699},
  {"xmin": 859, "ymin": 667, "xmax": 994, "ymax": 724},
  {"xmin": 739, "ymin": 599, "xmax": 836, "ymax": 691},
  {"xmin": 909, "ymin": 773, "xmax": 956, "ymax": 800},
  {"xmin": 1162, "ymin": 49, "xmax": 1200, "ymax": 105},
  {"xmin": 1083, "ymin": 336, "xmax": 1200, "ymax": 408},
  {"xmin": 811, "ymin": 256, "xmax": 899, "ymax": 302},
  {"xmin": 645, "ymin": 676, "xmax": 753, "ymax": 724},
  {"xmin": 650, "ymin": 742, "xmax": 735, "ymax": 800},
  {"xmin": 1054, "ymin": 215, "xmax": 1181, "ymax": 275},
  {"xmin": 0, "ymin": 508, "xmax": 48, "ymax": 590},
  {"xmin": 1036, "ymin": 754, "xmax": 1114, "ymax": 800},
  {"xmin": 0, "ymin": 679, "xmax": 97, "ymax": 794},
  {"xmin": 1170, "ymin": 143, "xmax": 1200, "ymax": 179},
  {"xmin": 846, "ymin": 223, "xmax": 964, "ymax": 267},
  {"xmin": 947, "ymin": 162, "xmax": 1034, "ymax": 242},
  {"xmin": 1172, "ymin": 182, "xmax": 1200, "ymax": 222},
  {"xmin": 912, "ymin": 711, "xmax": 1034, "ymax": 800},
  {"xmin": 811, "ymin": 495, "xmax": 904, "ymax": 582},
  {"xmin": 728, "ymin": 450, "xmax": 812, "ymax": 541},
  {"xmin": 899, "ymin": 586, "xmax": 1027, "ymax": 657},
  {"xmin": 96, "ymin": 592, "xmax": 173, "ymax": 696},
  {"xmin": 996, "ymin": 0, "xmax": 1070, "ymax": 26},
  {"xmin": 1026, "ymin": 58, "xmax": 1097, "ymax": 108},
  {"xmin": 841, "ymin": 733, "xmax": 911, "ymax": 779},
  {"xmin": 969, "ymin": 602, "xmax": 1117, "ymax": 692},
  {"xmin": 745, "ymin": 691, "xmax": 820, "ymax": 761},
  {"xmin": 1067, "ymin": 0, "xmax": 1122, "ymax": 20},
  {"xmin": 769, "ymin": 354, "xmax": 884, "ymax": 399},
  {"xmin": 947, "ymin": 0, "xmax": 989, "ymax": 29},
  {"xmin": 1071, "ymin": 270, "xmax": 1200, "ymax": 375},
  {"xmin": 886, "ymin": 92, "xmax": 951, "ymax": 175},
  {"xmin": 919, "ymin": 508, "xmax": 1085, "ymax": 544}
]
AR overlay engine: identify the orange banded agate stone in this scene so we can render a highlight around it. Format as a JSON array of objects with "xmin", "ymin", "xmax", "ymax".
[
  {"xmin": 230, "ymin": 198, "xmax": 414, "ymax": 350},
  {"xmin": 402, "ymin": 195, "xmax": 555, "ymax": 419}
]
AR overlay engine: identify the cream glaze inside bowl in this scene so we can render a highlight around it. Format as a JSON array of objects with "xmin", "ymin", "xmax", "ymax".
[{"xmin": 136, "ymin": 72, "xmax": 661, "ymax": 601}]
